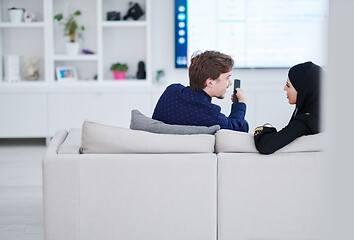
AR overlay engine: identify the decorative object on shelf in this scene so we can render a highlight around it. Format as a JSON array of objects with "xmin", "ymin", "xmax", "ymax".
[
  {"xmin": 110, "ymin": 63, "xmax": 128, "ymax": 80},
  {"xmin": 136, "ymin": 61, "xmax": 146, "ymax": 79},
  {"xmin": 156, "ymin": 69, "xmax": 165, "ymax": 83},
  {"xmin": 4, "ymin": 55, "xmax": 20, "ymax": 82},
  {"xmin": 25, "ymin": 57, "xmax": 40, "ymax": 80},
  {"xmin": 107, "ymin": 11, "xmax": 120, "ymax": 21},
  {"xmin": 56, "ymin": 66, "xmax": 78, "ymax": 82},
  {"xmin": 24, "ymin": 10, "xmax": 37, "ymax": 22},
  {"xmin": 65, "ymin": 42, "xmax": 80, "ymax": 55},
  {"xmin": 123, "ymin": 2, "xmax": 144, "ymax": 21},
  {"xmin": 82, "ymin": 48, "xmax": 95, "ymax": 55},
  {"xmin": 54, "ymin": 10, "xmax": 85, "ymax": 55},
  {"xmin": 8, "ymin": 7, "xmax": 25, "ymax": 23}
]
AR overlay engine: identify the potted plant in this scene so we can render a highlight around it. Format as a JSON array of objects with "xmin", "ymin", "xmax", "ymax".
[
  {"xmin": 8, "ymin": 7, "xmax": 25, "ymax": 23},
  {"xmin": 54, "ymin": 10, "xmax": 85, "ymax": 55},
  {"xmin": 110, "ymin": 63, "xmax": 128, "ymax": 80},
  {"xmin": 156, "ymin": 69, "xmax": 165, "ymax": 83}
]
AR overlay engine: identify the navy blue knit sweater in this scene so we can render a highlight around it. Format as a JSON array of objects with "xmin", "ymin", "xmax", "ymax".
[{"xmin": 152, "ymin": 84, "xmax": 248, "ymax": 132}]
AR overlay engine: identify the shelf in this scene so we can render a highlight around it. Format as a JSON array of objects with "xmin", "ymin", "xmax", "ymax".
[
  {"xmin": 55, "ymin": 79, "xmax": 149, "ymax": 86},
  {"xmin": 104, "ymin": 78, "xmax": 147, "ymax": 82},
  {"xmin": 0, "ymin": 80, "xmax": 46, "ymax": 92},
  {"xmin": 0, "ymin": 80, "xmax": 45, "ymax": 85},
  {"xmin": 0, "ymin": 80, "xmax": 152, "ymax": 93},
  {"xmin": 101, "ymin": 21, "xmax": 147, "ymax": 27},
  {"xmin": 53, "ymin": 54, "xmax": 98, "ymax": 61},
  {"xmin": 0, "ymin": 22, "xmax": 45, "ymax": 28}
]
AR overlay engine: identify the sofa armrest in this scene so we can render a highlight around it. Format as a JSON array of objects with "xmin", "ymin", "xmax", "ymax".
[
  {"xmin": 57, "ymin": 128, "xmax": 81, "ymax": 154},
  {"xmin": 46, "ymin": 130, "xmax": 68, "ymax": 154},
  {"xmin": 42, "ymin": 130, "xmax": 80, "ymax": 240}
]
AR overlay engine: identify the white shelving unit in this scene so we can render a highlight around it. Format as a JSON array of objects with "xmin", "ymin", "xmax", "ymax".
[
  {"xmin": 53, "ymin": 54, "xmax": 99, "ymax": 61},
  {"xmin": 101, "ymin": 20, "xmax": 148, "ymax": 27},
  {"xmin": 0, "ymin": 0, "xmax": 151, "ymax": 84},
  {"xmin": 0, "ymin": 22, "xmax": 45, "ymax": 28},
  {"xmin": 0, "ymin": 0, "xmax": 153, "ymax": 138},
  {"xmin": 98, "ymin": 0, "xmax": 151, "ymax": 84},
  {"xmin": 0, "ymin": 0, "xmax": 46, "ymax": 82}
]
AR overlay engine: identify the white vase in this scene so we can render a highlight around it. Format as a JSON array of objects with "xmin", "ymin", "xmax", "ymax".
[
  {"xmin": 66, "ymin": 42, "xmax": 80, "ymax": 55},
  {"xmin": 9, "ymin": 9, "xmax": 23, "ymax": 23},
  {"xmin": 4, "ymin": 55, "xmax": 20, "ymax": 82}
]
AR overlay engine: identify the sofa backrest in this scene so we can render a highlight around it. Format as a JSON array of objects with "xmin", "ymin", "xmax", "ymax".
[
  {"xmin": 81, "ymin": 120, "xmax": 216, "ymax": 154},
  {"xmin": 57, "ymin": 128, "xmax": 81, "ymax": 154},
  {"xmin": 56, "ymin": 126, "xmax": 324, "ymax": 155}
]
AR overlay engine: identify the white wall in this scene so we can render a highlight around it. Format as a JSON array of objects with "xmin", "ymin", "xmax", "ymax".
[
  {"xmin": 151, "ymin": 0, "xmax": 294, "ymax": 131},
  {"xmin": 326, "ymin": 0, "xmax": 354, "ymax": 239}
]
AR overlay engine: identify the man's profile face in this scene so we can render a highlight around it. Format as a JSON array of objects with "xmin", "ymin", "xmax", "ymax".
[{"xmin": 212, "ymin": 71, "xmax": 232, "ymax": 99}]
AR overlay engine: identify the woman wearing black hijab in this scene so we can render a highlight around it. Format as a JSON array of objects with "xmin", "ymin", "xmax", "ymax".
[{"xmin": 254, "ymin": 61, "xmax": 322, "ymax": 154}]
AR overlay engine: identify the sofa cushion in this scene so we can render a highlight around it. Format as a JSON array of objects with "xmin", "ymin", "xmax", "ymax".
[
  {"xmin": 81, "ymin": 120, "xmax": 215, "ymax": 154},
  {"xmin": 215, "ymin": 129, "xmax": 324, "ymax": 153},
  {"xmin": 57, "ymin": 128, "xmax": 82, "ymax": 154},
  {"xmin": 130, "ymin": 109, "xmax": 220, "ymax": 135}
]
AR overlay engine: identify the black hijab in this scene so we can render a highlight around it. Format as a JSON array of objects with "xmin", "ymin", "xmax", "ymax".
[{"xmin": 288, "ymin": 61, "xmax": 322, "ymax": 133}]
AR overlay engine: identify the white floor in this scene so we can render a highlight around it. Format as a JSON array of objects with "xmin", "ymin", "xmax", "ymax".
[{"xmin": 0, "ymin": 139, "xmax": 46, "ymax": 240}]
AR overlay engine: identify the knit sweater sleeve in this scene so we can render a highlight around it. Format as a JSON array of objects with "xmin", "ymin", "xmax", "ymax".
[
  {"xmin": 216, "ymin": 102, "xmax": 248, "ymax": 132},
  {"xmin": 254, "ymin": 119, "xmax": 311, "ymax": 154}
]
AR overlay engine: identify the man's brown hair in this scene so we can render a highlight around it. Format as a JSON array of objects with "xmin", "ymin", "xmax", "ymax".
[{"xmin": 189, "ymin": 50, "xmax": 234, "ymax": 90}]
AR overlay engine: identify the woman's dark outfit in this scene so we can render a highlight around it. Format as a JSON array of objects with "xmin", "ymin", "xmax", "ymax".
[{"xmin": 254, "ymin": 62, "xmax": 322, "ymax": 154}]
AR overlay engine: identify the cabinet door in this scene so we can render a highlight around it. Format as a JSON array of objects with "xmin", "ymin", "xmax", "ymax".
[
  {"xmin": 0, "ymin": 93, "xmax": 47, "ymax": 137},
  {"xmin": 47, "ymin": 92, "xmax": 151, "ymax": 136}
]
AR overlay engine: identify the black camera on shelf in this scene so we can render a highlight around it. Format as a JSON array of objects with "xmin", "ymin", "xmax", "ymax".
[
  {"xmin": 107, "ymin": 11, "xmax": 120, "ymax": 21},
  {"xmin": 123, "ymin": 2, "xmax": 144, "ymax": 21}
]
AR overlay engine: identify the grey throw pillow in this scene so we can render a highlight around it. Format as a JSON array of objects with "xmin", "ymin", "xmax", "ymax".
[{"xmin": 130, "ymin": 109, "xmax": 220, "ymax": 135}]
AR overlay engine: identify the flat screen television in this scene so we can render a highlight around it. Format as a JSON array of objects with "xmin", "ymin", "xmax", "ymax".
[{"xmin": 175, "ymin": 0, "xmax": 329, "ymax": 68}]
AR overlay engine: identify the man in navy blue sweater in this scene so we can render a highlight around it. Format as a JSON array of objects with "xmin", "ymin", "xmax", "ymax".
[{"xmin": 152, "ymin": 50, "xmax": 249, "ymax": 132}]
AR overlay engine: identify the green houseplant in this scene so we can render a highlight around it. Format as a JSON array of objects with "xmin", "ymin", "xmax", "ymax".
[
  {"xmin": 110, "ymin": 63, "xmax": 128, "ymax": 80},
  {"xmin": 54, "ymin": 10, "xmax": 85, "ymax": 55},
  {"xmin": 54, "ymin": 10, "xmax": 84, "ymax": 42},
  {"xmin": 156, "ymin": 69, "xmax": 165, "ymax": 83}
]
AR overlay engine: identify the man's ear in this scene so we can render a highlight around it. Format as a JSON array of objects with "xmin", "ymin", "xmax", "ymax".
[{"xmin": 205, "ymin": 78, "xmax": 214, "ymax": 88}]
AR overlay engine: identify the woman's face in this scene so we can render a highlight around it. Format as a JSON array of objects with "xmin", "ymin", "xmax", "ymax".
[{"xmin": 284, "ymin": 77, "xmax": 298, "ymax": 105}]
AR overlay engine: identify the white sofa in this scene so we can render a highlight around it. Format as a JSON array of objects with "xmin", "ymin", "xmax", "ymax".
[{"xmin": 42, "ymin": 126, "xmax": 326, "ymax": 240}]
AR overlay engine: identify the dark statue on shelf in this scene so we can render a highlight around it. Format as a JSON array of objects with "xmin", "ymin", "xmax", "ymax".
[
  {"xmin": 123, "ymin": 2, "xmax": 144, "ymax": 21},
  {"xmin": 136, "ymin": 61, "xmax": 146, "ymax": 79}
]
